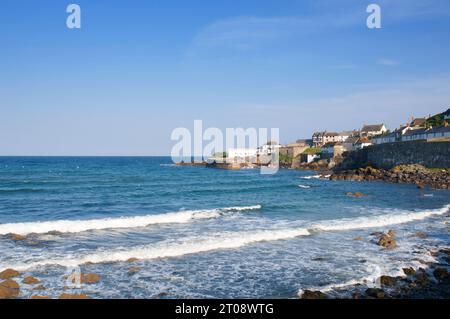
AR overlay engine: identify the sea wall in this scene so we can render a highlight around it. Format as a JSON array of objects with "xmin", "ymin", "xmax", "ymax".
[{"xmin": 338, "ymin": 140, "xmax": 450, "ymax": 170}]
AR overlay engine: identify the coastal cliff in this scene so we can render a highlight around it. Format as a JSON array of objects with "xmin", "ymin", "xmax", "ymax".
[{"xmin": 330, "ymin": 164, "xmax": 449, "ymax": 190}]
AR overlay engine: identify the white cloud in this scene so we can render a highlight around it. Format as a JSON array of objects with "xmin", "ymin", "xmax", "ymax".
[
  {"xmin": 189, "ymin": 16, "xmax": 314, "ymax": 51},
  {"xmin": 378, "ymin": 58, "xmax": 399, "ymax": 66}
]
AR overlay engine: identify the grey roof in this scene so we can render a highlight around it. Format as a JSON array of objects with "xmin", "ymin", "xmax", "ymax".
[
  {"xmin": 428, "ymin": 126, "xmax": 450, "ymax": 134},
  {"xmin": 344, "ymin": 137, "xmax": 359, "ymax": 144},
  {"xmin": 403, "ymin": 128, "xmax": 427, "ymax": 136},
  {"xmin": 361, "ymin": 124, "xmax": 385, "ymax": 132},
  {"xmin": 403, "ymin": 126, "xmax": 450, "ymax": 136},
  {"xmin": 410, "ymin": 118, "xmax": 426, "ymax": 126},
  {"xmin": 373, "ymin": 132, "xmax": 396, "ymax": 139}
]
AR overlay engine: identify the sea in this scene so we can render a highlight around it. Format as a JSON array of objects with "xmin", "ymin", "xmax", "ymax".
[{"xmin": 0, "ymin": 156, "xmax": 449, "ymax": 298}]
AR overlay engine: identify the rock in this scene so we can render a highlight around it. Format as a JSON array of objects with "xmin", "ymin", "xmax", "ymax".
[
  {"xmin": 351, "ymin": 292, "xmax": 362, "ymax": 299},
  {"xmin": 0, "ymin": 268, "xmax": 20, "ymax": 279},
  {"xmin": 379, "ymin": 275, "xmax": 397, "ymax": 286},
  {"xmin": 128, "ymin": 267, "xmax": 142, "ymax": 275},
  {"xmin": 0, "ymin": 279, "xmax": 20, "ymax": 299},
  {"xmin": 59, "ymin": 293, "xmax": 92, "ymax": 299},
  {"xmin": 433, "ymin": 268, "xmax": 450, "ymax": 282},
  {"xmin": 370, "ymin": 231, "xmax": 383, "ymax": 237},
  {"xmin": 377, "ymin": 234, "xmax": 397, "ymax": 249},
  {"xmin": 353, "ymin": 236, "xmax": 363, "ymax": 241},
  {"xmin": 126, "ymin": 258, "xmax": 139, "ymax": 263},
  {"xmin": 403, "ymin": 267, "xmax": 416, "ymax": 276},
  {"xmin": 387, "ymin": 230, "xmax": 396, "ymax": 238},
  {"xmin": 365, "ymin": 288, "xmax": 386, "ymax": 299},
  {"xmin": 30, "ymin": 295, "xmax": 50, "ymax": 299},
  {"xmin": 23, "ymin": 276, "xmax": 39, "ymax": 285},
  {"xmin": 413, "ymin": 269, "xmax": 430, "ymax": 286},
  {"xmin": 354, "ymin": 192, "xmax": 363, "ymax": 198},
  {"xmin": 300, "ymin": 290, "xmax": 328, "ymax": 299},
  {"xmin": 415, "ymin": 231, "xmax": 427, "ymax": 239},
  {"xmin": 79, "ymin": 273, "xmax": 101, "ymax": 284},
  {"xmin": 33, "ymin": 285, "xmax": 46, "ymax": 291},
  {"xmin": 9, "ymin": 233, "xmax": 26, "ymax": 241}
]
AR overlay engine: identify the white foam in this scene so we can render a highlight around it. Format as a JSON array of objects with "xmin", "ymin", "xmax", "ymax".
[
  {"xmin": 5, "ymin": 204, "xmax": 449, "ymax": 270},
  {"xmin": 298, "ymin": 185, "xmax": 311, "ymax": 189},
  {"xmin": 0, "ymin": 205, "xmax": 262, "ymax": 236},
  {"xmin": 313, "ymin": 204, "xmax": 450, "ymax": 232},
  {"xmin": 300, "ymin": 175, "xmax": 321, "ymax": 180},
  {"xmin": 11, "ymin": 227, "xmax": 311, "ymax": 270}
]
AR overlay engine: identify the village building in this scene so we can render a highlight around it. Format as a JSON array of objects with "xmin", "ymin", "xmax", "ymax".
[
  {"xmin": 227, "ymin": 148, "xmax": 258, "ymax": 162},
  {"xmin": 354, "ymin": 137, "xmax": 373, "ymax": 150},
  {"xmin": 372, "ymin": 132, "xmax": 396, "ymax": 145},
  {"xmin": 312, "ymin": 131, "xmax": 326, "ymax": 147},
  {"xmin": 279, "ymin": 140, "xmax": 311, "ymax": 159},
  {"xmin": 360, "ymin": 124, "xmax": 388, "ymax": 137},
  {"xmin": 410, "ymin": 118, "xmax": 427, "ymax": 128},
  {"xmin": 312, "ymin": 131, "xmax": 355, "ymax": 146},
  {"xmin": 321, "ymin": 142, "xmax": 346, "ymax": 158},
  {"xmin": 402, "ymin": 125, "xmax": 450, "ymax": 142},
  {"xmin": 257, "ymin": 141, "xmax": 281, "ymax": 156}
]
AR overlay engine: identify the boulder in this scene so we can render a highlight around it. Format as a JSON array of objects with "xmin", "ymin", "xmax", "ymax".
[
  {"xmin": 0, "ymin": 279, "xmax": 20, "ymax": 299},
  {"xmin": 23, "ymin": 276, "xmax": 39, "ymax": 285},
  {"xmin": 128, "ymin": 267, "xmax": 142, "ymax": 275},
  {"xmin": 387, "ymin": 230, "xmax": 396, "ymax": 238},
  {"xmin": 59, "ymin": 293, "xmax": 92, "ymax": 299},
  {"xmin": 377, "ymin": 234, "xmax": 397, "ymax": 249},
  {"xmin": 403, "ymin": 267, "xmax": 416, "ymax": 276},
  {"xmin": 415, "ymin": 232, "xmax": 427, "ymax": 239},
  {"xmin": 126, "ymin": 258, "xmax": 139, "ymax": 263},
  {"xmin": 433, "ymin": 268, "xmax": 450, "ymax": 282},
  {"xmin": 9, "ymin": 233, "xmax": 26, "ymax": 241},
  {"xmin": 33, "ymin": 285, "xmax": 46, "ymax": 291},
  {"xmin": 354, "ymin": 192, "xmax": 363, "ymax": 198},
  {"xmin": 365, "ymin": 288, "xmax": 386, "ymax": 299},
  {"xmin": 379, "ymin": 275, "xmax": 397, "ymax": 286},
  {"xmin": 0, "ymin": 268, "xmax": 20, "ymax": 279},
  {"xmin": 353, "ymin": 236, "xmax": 363, "ymax": 241},
  {"xmin": 30, "ymin": 295, "xmax": 50, "ymax": 299},
  {"xmin": 300, "ymin": 290, "xmax": 328, "ymax": 299},
  {"xmin": 79, "ymin": 273, "xmax": 101, "ymax": 284}
]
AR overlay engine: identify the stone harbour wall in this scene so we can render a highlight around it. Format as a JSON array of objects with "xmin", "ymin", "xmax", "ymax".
[{"xmin": 338, "ymin": 140, "xmax": 450, "ymax": 170}]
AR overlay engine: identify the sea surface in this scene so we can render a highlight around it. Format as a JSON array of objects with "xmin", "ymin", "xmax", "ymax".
[{"xmin": 0, "ymin": 156, "xmax": 449, "ymax": 298}]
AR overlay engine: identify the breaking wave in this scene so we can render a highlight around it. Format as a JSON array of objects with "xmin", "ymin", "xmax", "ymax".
[
  {"xmin": 8, "ymin": 204, "xmax": 449, "ymax": 270},
  {"xmin": 0, "ymin": 205, "xmax": 262, "ymax": 236}
]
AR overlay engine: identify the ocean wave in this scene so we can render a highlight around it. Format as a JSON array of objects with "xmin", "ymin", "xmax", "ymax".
[
  {"xmin": 311, "ymin": 204, "xmax": 450, "ymax": 232},
  {"xmin": 298, "ymin": 184, "xmax": 311, "ymax": 189},
  {"xmin": 300, "ymin": 175, "xmax": 321, "ymax": 180},
  {"xmin": 11, "ymin": 227, "xmax": 311, "ymax": 270},
  {"xmin": 5, "ymin": 204, "xmax": 448, "ymax": 269},
  {"xmin": 0, "ymin": 205, "xmax": 262, "ymax": 236}
]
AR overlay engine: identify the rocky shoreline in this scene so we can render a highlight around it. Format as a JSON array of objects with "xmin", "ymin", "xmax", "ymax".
[
  {"xmin": 300, "ymin": 226, "xmax": 450, "ymax": 299},
  {"xmin": 330, "ymin": 164, "xmax": 450, "ymax": 190},
  {"xmin": 301, "ymin": 247, "xmax": 450, "ymax": 299}
]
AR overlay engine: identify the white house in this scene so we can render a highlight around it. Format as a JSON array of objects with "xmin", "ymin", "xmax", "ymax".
[
  {"xmin": 360, "ymin": 124, "xmax": 388, "ymax": 137},
  {"xmin": 372, "ymin": 132, "xmax": 396, "ymax": 145},
  {"xmin": 257, "ymin": 141, "xmax": 281, "ymax": 156},
  {"xmin": 401, "ymin": 126, "xmax": 450, "ymax": 141},
  {"xmin": 227, "ymin": 148, "xmax": 258, "ymax": 160}
]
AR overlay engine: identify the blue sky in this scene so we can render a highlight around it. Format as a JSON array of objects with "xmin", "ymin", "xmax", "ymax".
[{"xmin": 1, "ymin": 0, "xmax": 450, "ymax": 155}]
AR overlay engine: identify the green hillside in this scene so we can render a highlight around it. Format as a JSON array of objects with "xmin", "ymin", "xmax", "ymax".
[{"xmin": 426, "ymin": 108, "xmax": 450, "ymax": 127}]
